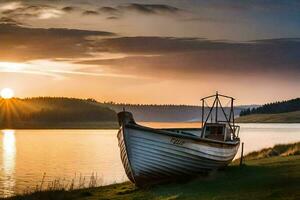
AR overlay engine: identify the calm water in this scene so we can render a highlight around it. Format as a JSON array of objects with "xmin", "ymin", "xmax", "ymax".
[{"xmin": 0, "ymin": 123, "xmax": 300, "ymax": 197}]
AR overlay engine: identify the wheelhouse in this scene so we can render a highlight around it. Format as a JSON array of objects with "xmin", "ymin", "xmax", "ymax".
[{"xmin": 200, "ymin": 92, "xmax": 240, "ymax": 142}]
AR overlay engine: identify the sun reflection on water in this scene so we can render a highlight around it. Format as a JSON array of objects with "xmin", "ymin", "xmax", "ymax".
[{"xmin": 1, "ymin": 129, "xmax": 16, "ymax": 197}]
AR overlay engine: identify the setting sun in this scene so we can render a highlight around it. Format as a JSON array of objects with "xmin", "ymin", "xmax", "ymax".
[{"xmin": 1, "ymin": 88, "xmax": 14, "ymax": 99}]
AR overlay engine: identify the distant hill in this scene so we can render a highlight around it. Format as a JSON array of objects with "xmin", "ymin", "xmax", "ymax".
[
  {"xmin": 237, "ymin": 98, "xmax": 300, "ymax": 123},
  {"xmin": 240, "ymin": 98, "xmax": 300, "ymax": 116},
  {"xmin": 236, "ymin": 110, "xmax": 300, "ymax": 123},
  {"xmin": 0, "ymin": 97, "xmax": 117, "ymax": 129}
]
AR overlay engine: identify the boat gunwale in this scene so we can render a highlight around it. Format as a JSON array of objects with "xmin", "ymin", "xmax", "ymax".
[{"xmin": 125, "ymin": 123, "xmax": 240, "ymax": 147}]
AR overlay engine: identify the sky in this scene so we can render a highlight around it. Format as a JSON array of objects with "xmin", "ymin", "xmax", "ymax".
[{"xmin": 0, "ymin": 0, "xmax": 300, "ymax": 105}]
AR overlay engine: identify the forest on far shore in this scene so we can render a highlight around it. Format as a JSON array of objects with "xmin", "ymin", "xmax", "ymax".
[
  {"xmin": 0, "ymin": 97, "xmax": 117, "ymax": 129},
  {"xmin": 240, "ymin": 98, "xmax": 300, "ymax": 116}
]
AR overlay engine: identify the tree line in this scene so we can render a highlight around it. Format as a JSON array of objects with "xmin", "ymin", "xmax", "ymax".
[
  {"xmin": 0, "ymin": 97, "xmax": 117, "ymax": 127},
  {"xmin": 240, "ymin": 98, "xmax": 300, "ymax": 116}
]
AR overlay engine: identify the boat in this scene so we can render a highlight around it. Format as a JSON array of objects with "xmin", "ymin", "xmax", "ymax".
[{"xmin": 117, "ymin": 93, "xmax": 240, "ymax": 186}]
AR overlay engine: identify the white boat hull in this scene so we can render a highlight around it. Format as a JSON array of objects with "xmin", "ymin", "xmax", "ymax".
[{"xmin": 117, "ymin": 112, "xmax": 240, "ymax": 186}]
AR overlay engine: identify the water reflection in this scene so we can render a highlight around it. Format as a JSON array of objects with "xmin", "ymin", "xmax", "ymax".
[{"xmin": 2, "ymin": 130, "xmax": 16, "ymax": 197}]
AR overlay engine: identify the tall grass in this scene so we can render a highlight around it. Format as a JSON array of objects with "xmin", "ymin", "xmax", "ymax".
[
  {"xmin": 20, "ymin": 172, "xmax": 102, "ymax": 197},
  {"xmin": 243, "ymin": 142, "xmax": 300, "ymax": 160}
]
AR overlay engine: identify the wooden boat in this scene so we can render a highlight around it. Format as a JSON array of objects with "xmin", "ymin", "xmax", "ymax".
[{"xmin": 117, "ymin": 93, "xmax": 240, "ymax": 186}]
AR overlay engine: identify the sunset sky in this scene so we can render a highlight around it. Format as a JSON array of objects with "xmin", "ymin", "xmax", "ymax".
[{"xmin": 0, "ymin": 0, "xmax": 300, "ymax": 105}]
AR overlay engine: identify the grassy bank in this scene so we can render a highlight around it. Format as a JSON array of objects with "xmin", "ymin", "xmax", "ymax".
[
  {"xmin": 8, "ymin": 143, "xmax": 300, "ymax": 200},
  {"xmin": 236, "ymin": 110, "xmax": 300, "ymax": 123},
  {"xmin": 242, "ymin": 142, "xmax": 299, "ymax": 159}
]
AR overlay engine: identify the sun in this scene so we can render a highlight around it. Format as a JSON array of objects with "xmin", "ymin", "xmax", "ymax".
[{"xmin": 1, "ymin": 88, "xmax": 14, "ymax": 99}]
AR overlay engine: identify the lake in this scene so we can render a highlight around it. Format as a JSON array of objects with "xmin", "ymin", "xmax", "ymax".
[{"xmin": 0, "ymin": 123, "xmax": 300, "ymax": 197}]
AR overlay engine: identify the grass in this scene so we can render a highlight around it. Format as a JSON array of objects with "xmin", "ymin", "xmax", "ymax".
[
  {"xmin": 6, "ymin": 143, "xmax": 300, "ymax": 200},
  {"xmin": 241, "ymin": 142, "xmax": 300, "ymax": 160},
  {"xmin": 236, "ymin": 110, "xmax": 300, "ymax": 123}
]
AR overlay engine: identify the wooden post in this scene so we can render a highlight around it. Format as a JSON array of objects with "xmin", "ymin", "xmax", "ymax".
[
  {"xmin": 202, "ymin": 99, "xmax": 204, "ymax": 127},
  {"xmin": 240, "ymin": 142, "xmax": 244, "ymax": 166},
  {"xmin": 215, "ymin": 92, "xmax": 218, "ymax": 123}
]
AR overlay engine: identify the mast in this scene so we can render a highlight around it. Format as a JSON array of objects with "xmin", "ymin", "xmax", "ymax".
[
  {"xmin": 232, "ymin": 97, "xmax": 235, "ymax": 136},
  {"xmin": 200, "ymin": 92, "xmax": 237, "ymax": 138}
]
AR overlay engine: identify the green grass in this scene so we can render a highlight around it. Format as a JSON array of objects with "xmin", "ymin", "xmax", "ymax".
[
  {"xmin": 8, "ymin": 155, "xmax": 300, "ymax": 200},
  {"xmin": 236, "ymin": 110, "xmax": 300, "ymax": 123}
]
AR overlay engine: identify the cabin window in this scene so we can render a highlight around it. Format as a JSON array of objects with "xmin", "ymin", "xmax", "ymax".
[
  {"xmin": 204, "ymin": 125, "xmax": 225, "ymax": 141},
  {"xmin": 225, "ymin": 127, "xmax": 232, "ymax": 141}
]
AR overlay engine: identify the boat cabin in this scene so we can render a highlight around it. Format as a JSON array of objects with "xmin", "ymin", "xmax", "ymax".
[
  {"xmin": 202, "ymin": 123, "xmax": 233, "ymax": 141},
  {"xmin": 160, "ymin": 93, "xmax": 240, "ymax": 143},
  {"xmin": 200, "ymin": 92, "xmax": 239, "ymax": 142}
]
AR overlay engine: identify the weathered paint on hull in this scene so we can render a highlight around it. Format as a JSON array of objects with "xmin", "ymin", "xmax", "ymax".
[{"xmin": 117, "ymin": 124, "xmax": 239, "ymax": 186}]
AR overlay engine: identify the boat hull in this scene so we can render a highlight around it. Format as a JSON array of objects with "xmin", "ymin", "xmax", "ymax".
[{"xmin": 117, "ymin": 123, "xmax": 239, "ymax": 186}]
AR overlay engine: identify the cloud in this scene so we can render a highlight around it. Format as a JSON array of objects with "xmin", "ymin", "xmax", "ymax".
[
  {"xmin": 1, "ymin": 23, "xmax": 299, "ymax": 80},
  {"xmin": 180, "ymin": 16, "xmax": 241, "ymax": 24},
  {"xmin": 0, "ymin": 60, "xmax": 139, "ymax": 80},
  {"xmin": 0, "ymin": 17, "xmax": 23, "ymax": 25},
  {"xmin": 99, "ymin": 6, "xmax": 120, "ymax": 15},
  {"xmin": 62, "ymin": 6, "xmax": 101, "ymax": 16},
  {"xmin": 0, "ymin": 1, "xmax": 23, "ymax": 11},
  {"xmin": 121, "ymin": 3, "xmax": 180, "ymax": 14},
  {"xmin": 79, "ymin": 37, "xmax": 300, "ymax": 79},
  {"xmin": 106, "ymin": 16, "xmax": 119, "ymax": 20},
  {"xmin": 202, "ymin": 0, "xmax": 300, "ymax": 12},
  {"xmin": 0, "ymin": 24, "xmax": 115, "ymax": 62},
  {"xmin": 97, "ymin": 3, "xmax": 181, "ymax": 20},
  {"xmin": 90, "ymin": 37, "xmax": 224, "ymax": 54},
  {"xmin": 98, "ymin": 6, "xmax": 121, "ymax": 19},
  {"xmin": 62, "ymin": 6, "xmax": 77, "ymax": 12},
  {"xmin": 82, "ymin": 10, "xmax": 99, "ymax": 15},
  {"xmin": 0, "ymin": 2, "xmax": 183, "ymax": 23},
  {"xmin": 1, "ymin": 3, "xmax": 64, "ymax": 20}
]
